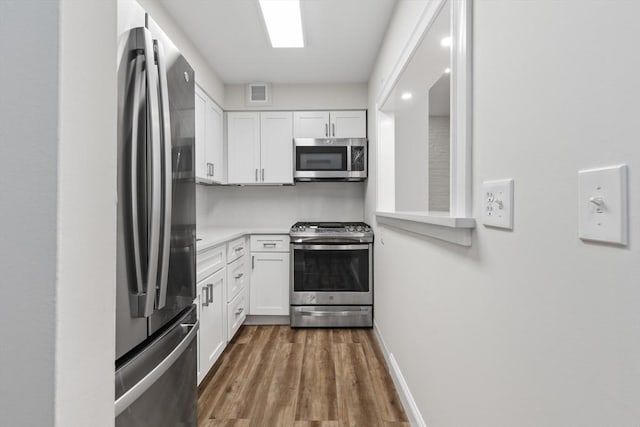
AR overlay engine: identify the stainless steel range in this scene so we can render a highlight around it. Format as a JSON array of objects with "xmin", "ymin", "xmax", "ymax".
[{"xmin": 290, "ymin": 222, "xmax": 373, "ymax": 327}]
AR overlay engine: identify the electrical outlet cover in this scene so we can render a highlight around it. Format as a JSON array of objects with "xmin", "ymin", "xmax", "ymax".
[{"xmin": 482, "ymin": 179, "xmax": 514, "ymax": 229}]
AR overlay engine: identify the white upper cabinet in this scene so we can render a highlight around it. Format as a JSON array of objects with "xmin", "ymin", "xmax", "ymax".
[
  {"xmin": 227, "ymin": 112, "xmax": 261, "ymax": 184},
  {"xmin": 227, "ymin": 111, "xmax": 293, "ymax": 185},
  {"xmin": 195, "ymin": 85, "xmax": 225, "ymax": 184},
  {"xmin": 329, "ymin": 110, "xmax": 367, "ymax": 138},
  {"xmin": 260, "ymin": 112, "xmax": 293, "ymax": 184},
  {"xmin": 292, "ymin": 111, "xmax": 330, "ymax": 138},
  {"xmin": 293, "ymin": 110, "xmax": 366, "ymax": 138}
]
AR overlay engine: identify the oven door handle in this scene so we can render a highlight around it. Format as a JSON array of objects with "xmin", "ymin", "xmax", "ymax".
[{"xmin": 293, "ymin": 244, "xmax": 369, "ymax": 251}]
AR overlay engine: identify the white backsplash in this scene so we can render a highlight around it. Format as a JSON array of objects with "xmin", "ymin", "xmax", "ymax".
[{"xmin": 197, "ymin": 182, "xmax": 365, "ymax": 228}]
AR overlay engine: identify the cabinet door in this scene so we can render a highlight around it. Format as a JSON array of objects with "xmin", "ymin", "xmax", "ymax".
[
  {"xmin": 293, "ymin": 111, "xmax": 330, "ymax": 138},
  {"xmin": 198, "ymin": 268, "xmax": 226, "ymax": 382},
  {"xmin": 330, "ymin": 110, "xmax": 367, "ymax": 138},
  {"xmin": 194, "ymin": 87, "xmax": 210, "ymax": 183},
  {"xmin": 250, "ymin": 252, "xmax": 289, "ymax": 315},
  {"xmin": 205, "ymin": 100, "xmax": 225, "ymax": 183},
  {"xmin": 227, "ymin": 254, "xmax": 248, "ymax": 303},
  {"xmin": 260, "ymin": 112, "xmax": 293, "ymax": 184},
  {"xmin": 227, "ymin": 112, "xmax": 261, "ymax": 184}
]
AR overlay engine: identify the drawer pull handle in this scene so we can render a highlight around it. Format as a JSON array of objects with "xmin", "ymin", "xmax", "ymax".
[
  {"xmin": 263, "ymin": 243, "xmax": 277, "ymax": 248},
  {"xmin": 234, "ymin": 247, "xmax": 243, "ymax": 252},
  {"xmin": 235, "ymin": 307, "xmax": 244, "ymax": 316},
  {"xmin": 234, "ymin": 273, "xmax": 244, "ymax": 279}
]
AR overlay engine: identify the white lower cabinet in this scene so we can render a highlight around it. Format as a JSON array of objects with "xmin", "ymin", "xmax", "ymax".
[
  {"xmin": 227, "ymin": 288, "xmax": 248, "ymax": 340},
  {"xmin": 250, "ymin": 235, "xmax": 290, "ymax": 316},
  {"xmin": 196, "ymin": 267, "xmax": 226, "ymax": 385}
]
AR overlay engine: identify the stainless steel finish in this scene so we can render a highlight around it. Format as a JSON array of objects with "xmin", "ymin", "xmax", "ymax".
[
  {"xmin": 293, "ymin": 137, "xmax": 367, "ymax": 181},
  {"xmin": 325, "ymin": 123, "xmax": 328, "ymax": 137},
  {"xmin": 295, "ymin": 244, "xmax": 369, "ymax": 251},
  {"xmin": 156, "ymin": 40, "xmax": 172, "ymax": 310},
  {"xmin": 263, "ymin": 242, "xmax": 277, "ymax": 248},
  {"xmin": 115, "ymin": 320, "xmax": 198, "ymax": 416},
  {"xmin": 261, "ymin": 168, "xmax": 264, "ymax": 181},
  {"xmin": 332, "ymin": 123, "xmax": 335, "ymax": 137},
  {"xmin": 129, "ymin": 52, "xmax": 144, "ymax": 303},
  {"xmin": 202, "ymin": 286, "xmax": 209, "ymax": 307},
  {"xmin": 290, "ymin": 306, "xmax": 373, "ymax": 328},
  {"xmin": 255, "ymin": 168, "xmax": 258, "ymax": 182},
  {"xmin": 211, "ymin": 163, "xmax": 215, "ymax": 177},
  {"xmin": 115, "ymin": 306, "xmax": 197, "ymax": 427},
  {"xmin": 207, "ymin": 283, "xmax": 213, "ymax": 303},
  {"xmin": 252, "ymin": 255, "xmax": 255, "ymax": 269}
]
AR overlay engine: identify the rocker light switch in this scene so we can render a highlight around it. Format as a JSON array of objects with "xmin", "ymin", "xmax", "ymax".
[{"xmin": 578, "ymin": 164, "xmax": 628, "ymax": 245}]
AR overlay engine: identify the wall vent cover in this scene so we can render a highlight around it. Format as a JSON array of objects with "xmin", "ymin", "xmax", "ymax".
[{"xmin": 246, "ymin": 83, "xmax": 271, "ymax": 106}]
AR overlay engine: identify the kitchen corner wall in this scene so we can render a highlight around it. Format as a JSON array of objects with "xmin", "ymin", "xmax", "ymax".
[
  {"xmin": 197, "ymin": 83, "xmax": 368, "ymax": 229},
  {"xmin": 366, "ymin": 1, "xmax": 640, "ymax": 426}
]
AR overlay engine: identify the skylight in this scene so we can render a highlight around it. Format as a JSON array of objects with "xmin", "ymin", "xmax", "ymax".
[{"xmin": 258, "ymin": 0, "xmax": 304, "ymax": 48}]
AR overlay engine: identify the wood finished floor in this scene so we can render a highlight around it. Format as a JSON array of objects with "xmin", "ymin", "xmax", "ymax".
[{"xmin": 197, "ymin": 325, "xmax": 409, "ymax": 427}]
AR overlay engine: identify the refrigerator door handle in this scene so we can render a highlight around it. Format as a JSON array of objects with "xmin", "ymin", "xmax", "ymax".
[
  {"xmin": 129, "ymin": 51, "xmax": 145, "ymax": 301},
  {"xmin": 129, "ymin": 28, "xmax": 161, "ymax": 318},
  {"xmin": 115, "ymin": 320, "xmax": 199, "ymax": 417},
  {"xmin": 155, "ymin": 39, "xmax": 172, "ymax": 310}
]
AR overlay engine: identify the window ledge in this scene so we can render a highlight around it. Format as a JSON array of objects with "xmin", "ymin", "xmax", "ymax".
[{"xmin": 375, "ymin": 211, "xmax": 476, "ymax": 246}]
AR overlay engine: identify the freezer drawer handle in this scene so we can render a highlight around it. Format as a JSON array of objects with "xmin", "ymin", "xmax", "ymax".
[{"xmin": 115, "ymin": 321, "xmax": 199, "ymax": 417}]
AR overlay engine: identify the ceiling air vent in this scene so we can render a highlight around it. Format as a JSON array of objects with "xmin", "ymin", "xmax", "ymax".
[{"xmin": 246, "ymin": 83, "xmax": 271, "ymax": 106}]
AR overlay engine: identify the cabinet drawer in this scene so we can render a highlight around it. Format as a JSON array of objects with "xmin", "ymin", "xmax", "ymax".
[
  {"xmin": 227, "ymin": 236, "xmax": 248, "ymax": 263},
  {"xmin": 197, "ymin": 244, "xmax": 226, "ymax": 282},
  {"xmin": 227, "ymin": 288, "xmax": 247, "ymax": 341},
  {"xmin": 226, "ymin": 255, "xmax": 248, "ymax": 302},
  {"xmin": 250, "ymin": 235, "xmax": 290, "ymax": 252}
]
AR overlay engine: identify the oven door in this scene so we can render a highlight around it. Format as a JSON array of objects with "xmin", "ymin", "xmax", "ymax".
[{"xmin": 291, "ymin": 243, "xmax": 372, "ymax": 305}]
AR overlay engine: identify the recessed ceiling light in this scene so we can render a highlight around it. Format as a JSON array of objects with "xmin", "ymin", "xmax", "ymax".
[
  {"xmin": 444, "ymin": 68, "xmax": 451, "ymax": 74},
  {"xmin": 401, "ymin": 92, "xmax": 413, "ymax": 100},
  {"xmin": 259, "ymin": 0, "xmax": 304, "ymax": 48},
  {"xmin": 440, "ymin": 36, "xmax": 452, "ymax": 47}
]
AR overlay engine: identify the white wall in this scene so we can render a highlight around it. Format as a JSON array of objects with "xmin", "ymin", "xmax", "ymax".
[
  {"xmin": 137, "ymin": 0, "xmax": 224, "ymax": 105},
  {"xmin": 0, "ymin": 3, "xmax": 59, "ymax": 425},
  {"xmin": 197, "ymin": 182, "xmax": 364, "ymax": 228},
  {"xmin": 55, "ymin": 1, "xmax": 118, "ymax": 426},
  {"xmin": 224, "ymin": 83, "xmax": 368, "ymax": 111},
  {"xmin": 367, "ymin": 1, "xmax": 640, "ymax": 426}
]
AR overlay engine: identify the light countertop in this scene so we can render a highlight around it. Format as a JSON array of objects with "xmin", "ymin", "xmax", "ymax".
[{"xmin": 196, "ymin": 227, "xmax": 290, "ymax": 252}]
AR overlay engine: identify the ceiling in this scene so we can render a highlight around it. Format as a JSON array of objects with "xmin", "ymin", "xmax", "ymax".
[{"xmin": 158, "ymin": 0, "xmax": 397, "ymax": 84}]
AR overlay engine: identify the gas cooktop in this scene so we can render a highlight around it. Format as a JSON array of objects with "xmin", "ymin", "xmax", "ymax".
[{"xmin": 289, "ymin": 222, "xmax": 373, "ymax": 243}]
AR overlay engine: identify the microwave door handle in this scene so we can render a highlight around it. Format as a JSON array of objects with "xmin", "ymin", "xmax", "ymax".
[
  {"xmin": 129, "ymin": 50, "xmax": 145, "ymax": 308},
  {"xmin": 142, "ymin": 28, "xmax": 162, "ymax": 317},
  {"xmin": 347, "ymin": 146, "xmax": 352, "ymax": 172},
  {"xmin": 155, "ymin": 40, "xmax": 172, "ymax": 310}
]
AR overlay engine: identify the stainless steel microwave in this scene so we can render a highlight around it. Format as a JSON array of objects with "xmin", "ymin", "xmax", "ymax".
[{"xmin": 293, "ymin": 138, "xmax": 367, "ymax": 181}]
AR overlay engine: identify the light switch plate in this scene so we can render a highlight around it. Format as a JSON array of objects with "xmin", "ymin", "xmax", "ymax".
[
  {"xmin": 482, "ymin": 179, "xmax": 514, "ymax": 229},
  {"xmin": 578, "ymin": 164, "xmax": 628, "ymax": 245}
]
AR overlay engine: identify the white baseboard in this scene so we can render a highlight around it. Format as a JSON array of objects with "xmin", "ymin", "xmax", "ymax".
[{"xmin": 373, "ymin": 321, "xmax": 427, "ymax": 427}]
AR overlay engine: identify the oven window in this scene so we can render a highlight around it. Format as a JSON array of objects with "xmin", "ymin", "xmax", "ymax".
[
  {"xmin": 296, "ymin": 146, "xmax": 347, "ymax": 171},
  {"xmin": 294, "ymin": 247, "xmax": 369, "ymax": 292}
]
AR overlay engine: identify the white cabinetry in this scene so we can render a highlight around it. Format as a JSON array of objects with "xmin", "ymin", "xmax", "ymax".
[
  {"xmin": 196, "ymin": 262, "xmax": 226, "ymax": 385},
  {"xmin": 195, "ymin": 85, "xmax": 224, "ymax": 184},
  {"xmin": 250, "ymin": 235, "xmax": 290, "ymax": 316},
  {"xmin": 226, "ymin": 236, "xmax": 249, "ymax": 340},
  {"xmin": 227, "ymin": 112, "xmax": 293, "ymax": 185},
  {"xmin": 293, "ymin": 110, "xmax": 366, "ymax": 138}
]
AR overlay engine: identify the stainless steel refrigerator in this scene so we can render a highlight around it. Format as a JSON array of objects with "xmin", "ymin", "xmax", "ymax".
[{"xmin": 115, "ymin": 17, "xmax": 197, "ymax": 426}]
